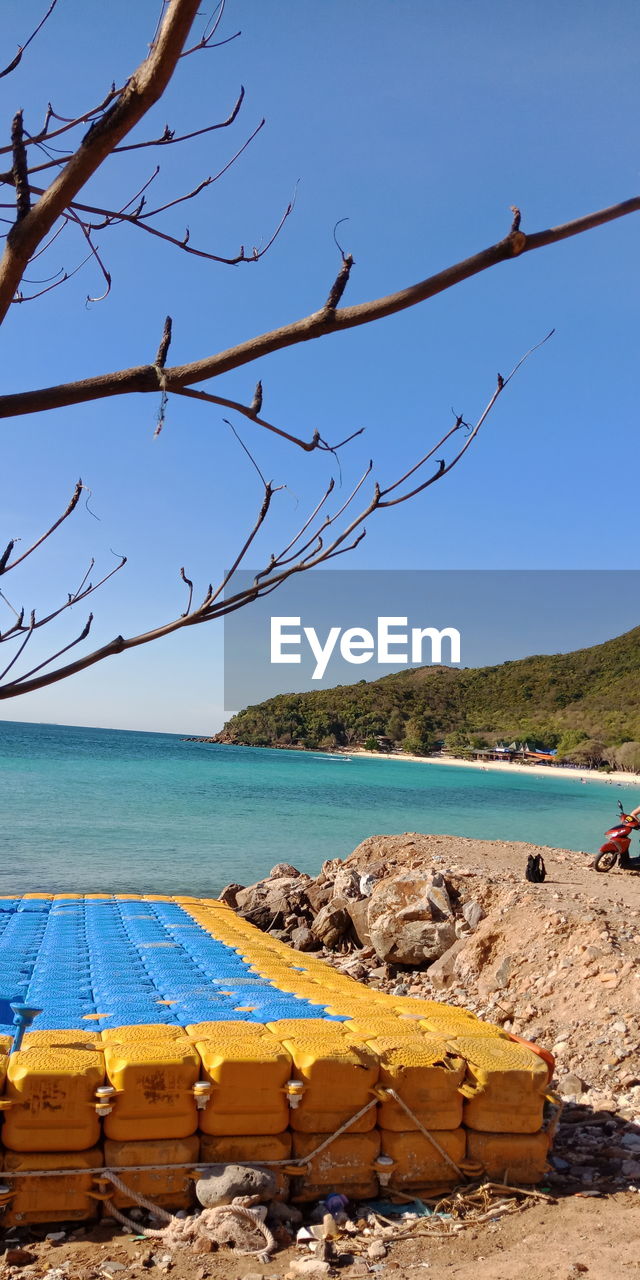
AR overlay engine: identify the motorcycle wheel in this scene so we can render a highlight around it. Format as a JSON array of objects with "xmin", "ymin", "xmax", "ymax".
[{"xmin": 594, "ymin": 850, "xmax": 617, "ymax": 872}]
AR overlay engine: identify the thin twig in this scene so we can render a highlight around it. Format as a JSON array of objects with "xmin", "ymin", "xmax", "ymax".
[
  {"xmin": 23, "ymin": 142, "xmax": 291, "ymax": 270},
  {"xmin": 180, "ymin": 0, "xmax": 238, "ymax": 56},
  {"xmin": 224, "ymin": 419, "xmax": 268, "ymax": 487},
  {"xmin": 174, "ymin": 386, "xmax": 321, "ymax": 451},
  {"xmin": 378, "ymin": 331, "xmax": 554, "ymax": 507},
  {"xmin": 10, "ymin": 113, "xmax": 31, "ymax": 222},
  {"xmin": 64, "ymin": 208, "xmax": 111, "ymax": 302},
  {"xmin": 12, "ymin": 247, "xmax": 94, "ymax": 303},
  {"xmin": 0, "ymin": 86, "xmax": 122, "ymax": 159},
  {"xmin": 325, "ymin": 253, "xmax": 354, "ymax": 310},
  {"xmin": 0, "ymin": 614, "xmax": 35, "ymax": 681},
  {"xmin": 179, "ymin": 567, "xmax": 194, "ymax": 616},
  {"xmin": 155, "ymin": 315, "xmax": 173, "ymax": 368},
  {"xmin": 5, "ymin": 615, "xmax": 94, "ymax": 685},
  {"xmin": 113, "ymin": 87, "xmax": 245, "ymax": 152},
  {"xmin": 2, "ymin": 481, "xmax": 82, "ymax": 573},
  {"xmin": 0, "ymin": 0, "xmax": 60, "ymax": 78}
]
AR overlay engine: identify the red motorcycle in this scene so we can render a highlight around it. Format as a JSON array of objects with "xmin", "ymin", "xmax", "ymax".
[{"xmin": 594, "ymin": 802, "xmax": 640, "ymax": 872}]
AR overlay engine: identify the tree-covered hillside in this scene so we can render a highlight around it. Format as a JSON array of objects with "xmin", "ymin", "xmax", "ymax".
[{"xmin": 215, "ymin": 627, "xmax": 640, "ymax": 766}]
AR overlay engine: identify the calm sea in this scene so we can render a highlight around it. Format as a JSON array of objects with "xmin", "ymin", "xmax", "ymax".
[{"xmin": 0, "ymin": 720, "xmax": 631, "ymax": 897}]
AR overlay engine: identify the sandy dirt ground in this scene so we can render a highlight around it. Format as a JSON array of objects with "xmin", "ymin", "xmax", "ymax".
[{"xmin": 2, "ymin": 1190, "xmax": 638, "ymax": 1280}]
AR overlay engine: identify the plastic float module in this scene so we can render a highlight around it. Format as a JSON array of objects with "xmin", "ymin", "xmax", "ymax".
[{"xmin": 0, "ymin": 894, "xmax": 556, "ymax": 1223}]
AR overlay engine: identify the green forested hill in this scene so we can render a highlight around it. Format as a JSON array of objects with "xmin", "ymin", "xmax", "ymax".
[{"xmin": 215, "ymin": 626, "xmax": 640, "ymax": 765}]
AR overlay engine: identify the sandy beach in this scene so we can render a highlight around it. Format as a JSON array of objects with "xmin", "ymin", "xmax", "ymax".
[{"xmin": 344, "ymin": 747, "xmax": 639, "ymax": 787}]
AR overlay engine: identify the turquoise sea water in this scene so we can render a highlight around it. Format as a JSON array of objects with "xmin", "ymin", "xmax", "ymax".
[{"xmin": 0, "ymin": 720, "xmax": 633, "ymax": 897}]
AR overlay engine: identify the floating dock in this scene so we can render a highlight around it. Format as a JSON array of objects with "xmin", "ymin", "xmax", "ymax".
[{"xmin": 0, "ymin": 895, "xmax": 555, "ymax": 1223}]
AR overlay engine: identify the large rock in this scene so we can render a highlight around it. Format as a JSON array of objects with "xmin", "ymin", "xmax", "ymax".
[
  {"xmin": 218, "ymin": 883, "xmax": 243, "ymax": 908},
  {"xmin": 311, "ymin": 900, "xmax": 350, "ymax": 948},
  {"xmin": 290, "ymin": 925, "xmax": 319, "ymax": 952},
  {"xmin": 195, "ymin": 1164, "xmax": 277, "ymax": 1206},
  {"xmin": 491, "ymin": 954, "xmax": 515, "ymax": 990},
  {"xmin": 426, "ymin": 875, "xmax": 454, "ymax": 921},
  {"xmin": 320, "ymin": 858, "xmax": 343, "ymax": 880},
  {"xmin": 359, "ymin": 870, "xmax": 380, "ymax": 897},
  {"xmin": 331, "ymin": 866, "xmax": 362, "ymax": 900},
  {"xmin": 345, "ymin": 897, "xmax": 371, "ymax": 948},
  {"xmin": 306, "ymin": 880, "xmax": 334, "ymax": 914},
  {"xmin": 270, "ymin": 863, "xmax": 303, "ymax": 879},
  {"xmin": 426, "ymin": 938, "xmax": 467, "ymax": 989},
  {"xmin": 368, "ymin": 873, "xmax": 439, "ymax": 926},
  {"xmin": 235, "ymin": 874, "xmax": 311, "ymax": 928},
  {"xmin": 462, "ymin": 900, "xmax": 486, "ymax": 930},
  {"xmin": 369, "ymin": 913, "xmax": 456, "ymax": 965},
  {"xmin": 365, "ymin": 871, "xmax": 457, "ymax": 964}
]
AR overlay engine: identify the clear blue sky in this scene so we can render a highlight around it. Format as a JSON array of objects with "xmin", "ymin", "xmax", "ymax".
[{"xmin": 1, "ymin": 0, "xmax": 639, "ymax": 733}]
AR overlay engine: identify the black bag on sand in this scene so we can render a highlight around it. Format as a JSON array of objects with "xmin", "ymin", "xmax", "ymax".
[{"xmin": 525, "ymin": 853, "xmax": 546, "ymax": 883}]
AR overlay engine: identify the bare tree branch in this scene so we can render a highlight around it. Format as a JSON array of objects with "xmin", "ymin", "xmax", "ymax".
[
  {"xmin": 13, "ymin": 117, "xmax": 285, "ymax": 279},
  {"xmin": 155, "ymin": 315, "xmax": 173, "ymax": 369},
  {"xmin": 255, "ymin": 476, "xmax": 337, "ymax": 581},
  {"xmin": 179, "ymin": 0, "xmax": 237, "ymax": 57},
  {"xmin": 224, "ymin": 419, "xmax": 268, "ymax": 488},
  {"xmin": 0, "ymin": 0, "xmax": 205, "ymax": 323},
  {"xmin": 0, "ymin": 195, "xmax": 636, "ymax": 421},
  {"xmin": 12, "ymin": 245, "xmax": 95, "ymax": 303},
  {"xmin": 174, "ymin": 385, "xmax": 322, "ymax": 451},
  {"xmin": 0, "ymin": 85, "xmax": 144, "ymax": 189},
  {"xmin": 112, "ymin": 86, "xmax": 245, "ymax": 152},
  {"xmin": 10, "ymin": 113, "xmax": 31, "ymax": 222},
  {"xmin": 0, "ymin": 0, "xmax": 636, "ymax": 709},
  {"xmin": 0, "ymin": 614, "xmax": 35, "ymax": 681},
  {"xmin": 0, "ymin": 86, "xmax": 122, "ymax": 160},
  {"xmin": 179, "ymin": 567, "xmax": 194, "ymax": 617},
  {"xmin": 325, "ymin": 252, "xmax": 354, "ymax": 310},
  {"xmin": 0, "ymin": 497, "xmax": 127, "ymax": 646},
  {"xmin": 4, "ymin": 613, "xmax": 94, "ymax": 686},
  {"xmin": 0, "ymin": 343, "xmax": 542, "ymax": 698},
  {"xmin": 2, "ymin": 480, "xmax": 82, "ymax": 573},
  {"xmin": 64, "ymin": 208, "xmax": 112, "ymax": 302},
  {"xmin": 153, "ymin": 314, "xmax": 172, "ymax": 436},
  {"xmin": 31, "ymin": 146, "xmax": 285, "ymax": 269},
  {"xmin": 25, "ymin": 552, "xmax": 126, "ymax": 630},
  {"xmin": 0, "ymin": 0, "xmax": 61, "ymax": 79}
]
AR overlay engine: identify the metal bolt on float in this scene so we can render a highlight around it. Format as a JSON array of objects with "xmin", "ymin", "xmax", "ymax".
[
  {"xmin": 373, "ymin": 1156, "xmax": 395, "ymax": 1187},
  {"xmin": 285, "ymin": 1080, "xmax": 305, "ymax": 1108},
  {"xmin": 95, "ymin": 1085, "xmax": 117, "ymax": 1116},
  {"xmin": 193, "ymin": 1081, "xmax": 212, "ymax": 1110}
]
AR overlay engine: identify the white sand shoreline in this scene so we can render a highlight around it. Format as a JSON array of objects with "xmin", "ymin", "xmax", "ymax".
[{"xmin": 338, "ymin": 748, "xmax": 638, "ymax": 787}]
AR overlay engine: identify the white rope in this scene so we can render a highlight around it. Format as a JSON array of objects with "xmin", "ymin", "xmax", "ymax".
[
  {"xmin": 101, "ymin": 1171, "xmax": 173, "ymax": 1222},
  {"xmin": 104, "ymin": 1188, "xmax": 276, "ymax": 1259}
]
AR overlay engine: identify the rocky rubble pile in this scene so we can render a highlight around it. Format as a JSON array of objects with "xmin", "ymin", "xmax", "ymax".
[
  {"xmin": 551, "ymin": 1101, "xmax": 640, "ymax": 1192},
  {"xmin": 223, "ymin": 832, "xmax": 640, "ymax": 1143}
]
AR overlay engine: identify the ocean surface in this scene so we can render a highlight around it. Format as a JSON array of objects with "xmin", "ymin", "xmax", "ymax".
[{"xmin": 0, "ymin": 720, "xmax": 632, "ymax": 897}]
